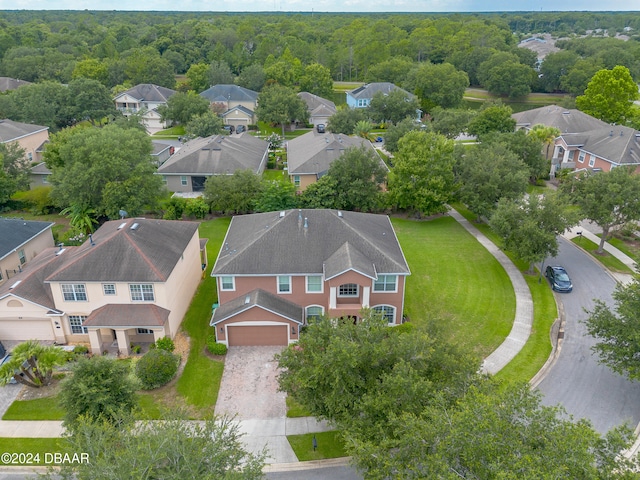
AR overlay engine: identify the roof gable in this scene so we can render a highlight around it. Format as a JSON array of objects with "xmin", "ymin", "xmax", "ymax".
[
  {"xmin": 157, "ymin": 134, "xmax": 268, "ymax": 175},
  {"xmin": 212, "ymin": 209, "xmax": 410, "ymax": 277},
  {"xmin": 0, "ymin": 119, "xmax": 48, "ymax": 143},
  {"xmin": 211, "ymin": 288, "xmax": 303, "ymax": 325},
  {"xmin": 324, "ymin": 242, "xmax": 377, "ymax": 280},
  {"xmin": 200, "ymin": 85, "xmax": 259, "ymax": 103},
  {"xmin": 347, "ymin": 82, "xmax": 413, "ymax": 100},
  {"xmin": 117, "ymin": 84, "xmax": 176, "ymax": 103},
  {"xmin": 0, "ymin": 218, "xmax": 53, "ymax": 261},
  {"xmin": 512, "ymin": 105, "xmax": 608, "ymax": 134}
]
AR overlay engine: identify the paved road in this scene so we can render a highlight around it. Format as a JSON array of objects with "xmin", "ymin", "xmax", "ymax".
[{"xmin": 536, "ymin": 238, "xmax": 640, "ymax": 434}]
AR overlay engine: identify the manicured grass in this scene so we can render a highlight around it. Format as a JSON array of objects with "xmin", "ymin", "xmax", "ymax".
[
  {"xmin": 153, "ymin": 126, "xmax": 185, "ymax": 137},
  {"xmin": 287, "ymin": 431, "xmax": 348, "ymax": 461},
  {"xmin": 2, "ymin": 396, "xmax": 65, "ymax": 421},
  {"xmin": 494, "ymin": 274, "xmax": 557, "ymax": 383},
  {"xmin": 0, "ymin": 438, "xmax": 71, "ymax": 465},
  {"xmin": 286, "ymin": 396, "xmax": 311, "ymax": 418},
  {"xmin": 137, "ymin": 392, "xmax": 164, "ymax": 419},
  {"xmin": 263, "ymin": 169, "xmax": 289, "ymax": 183},
  {"xmin": 598, "ymin": 235, "xmax": 640, "ymax": 264},
  {"xmin": 571, "ymin": 237, "xmax": 634, "ymax": 274},
  {"xmin": 175, "ymin": 218, "xmax": 231, "ymax": 411},
  {"xmin": 392, "ymin": 216, "xmax": 515, "ymax": 358},
  {"xmin": 526, "ymin": 183, "xmax": 549, "ymax": 195}
]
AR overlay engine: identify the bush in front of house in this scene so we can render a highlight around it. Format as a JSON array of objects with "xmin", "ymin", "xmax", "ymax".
[
  {"xmin": 135, "ymin": 349, "xmax": 180, "ymax": 390},
  {"xmin": 206, "ymin": 335, "xmax": 228, "ymax": 356},
  {"xmin": 153, "ymin": 336, "xmax": 176, "ymax": 353}
]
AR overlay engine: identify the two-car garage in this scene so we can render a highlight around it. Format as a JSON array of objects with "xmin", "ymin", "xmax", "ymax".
[{"xmin": 226, "ymin": 324, "xmax": 289, "ymax": 347}]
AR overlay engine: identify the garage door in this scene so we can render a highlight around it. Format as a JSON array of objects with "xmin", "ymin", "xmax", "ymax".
[
  {"xmin": 0, "ymin": 320, "xmax": 55, "ymax": 341},
  {"xmin": 227, "ymin": 325, "xmax": 288, "ymax": 346}
]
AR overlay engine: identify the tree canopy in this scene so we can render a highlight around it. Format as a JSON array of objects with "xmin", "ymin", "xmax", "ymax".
[
  {"xmin": 255, "ymin": 84, "xmax": 308, "ymax": 137},
  {"xmin": 158, "ymin": 91, "xmax": 210, "ymax": 125},
  {"xmin": 575, "ymin": 66, "xmax": 639, "ymax": 124}
]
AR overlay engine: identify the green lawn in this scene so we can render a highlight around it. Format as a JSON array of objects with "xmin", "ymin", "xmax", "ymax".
[
  {"xmin": 175, "ymin": 217, "xmax": 231, "ymax": 412},
  {"xmin": 263, "ymin": 169, "xmax": 289, "ymax": 183},
  {"xmin": 494, "ymin": 274, "xmax": 557, "ymax": 383},
  {"xmin": 286, "ymin": 396, "xmax": 311, "ymax": 418},
  {"xmin": 287, "ymin": 431, "xmax": 348, "ymax": 461},
  {"xmin": 392, "ymin": 216, "xmax": 515, "ymax": 358},
  {"xmin": 571, "ymin": 237, "xmax": 634, "ymax": 274},
  {"xmin": 599, "ymin": 235, "xmax": 640, "ymax": 264},
  {"xmin": 2, "ymin": 396, "xmax": 65, "ymax": 421},
  {"xmin": 0, "ymin": 438, "xmax": 70, "ymax": 465},
  {"xmin": 152, "ymin": 126, "xmax": 185, "ymax": 138}
]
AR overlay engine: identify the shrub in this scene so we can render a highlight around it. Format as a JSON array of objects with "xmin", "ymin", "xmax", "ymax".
[
  {"xmin": 11, "ymin": 186, "xmax": 55, "ymax": 214},
  {"xmin": 163, "ymin": 197, "xmax": 186, "ymax": 220},
  {"xmin": 184, "ymin": 198, "xmax": 209, "ymax": 219},
  {"xmin": 135, "ymin": 349, "xmax": 180, "ymax": 390},
  {"xmin": 393, "ymin": 321, "xmax": 415, "ymax": 335},
  {"xmin": 73, "ymin": 345, "xmax": 89, "ymax": 355},
  {"xmin": 206, "ymin": 335, "xmax": 228, "ymax": 355},
  {"xmin": 154, "ymin": 336, "xmax": 175, "ymax": 353}
]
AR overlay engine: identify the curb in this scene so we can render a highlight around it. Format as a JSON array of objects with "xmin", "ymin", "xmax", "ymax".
[
  {"xmin": 530, "ymin": 292, "xmax": 565, "ymax": 389},
  {"xmin": 263, "ymin": 457, "xmax": 353, "ymax": 472}
]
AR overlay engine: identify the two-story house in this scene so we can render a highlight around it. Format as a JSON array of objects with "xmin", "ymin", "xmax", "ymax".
[
  {"xmin": 0, "ymin": 218, "xmax": 54, "ymax": 286},
  {"xmin": 210, "ymin": 209, "xmax": 410, "ymax": 346},
  {"xmin": 156, "ymin": 134, "xmax": 269, "ymax": 193},
  {"xmin": 199, "ymin": 85, "xmax": 259, "ymax": 129},
  {"xmin": 287, "ymin": 131, "xmax": 387, "ymax": 192},
  {"xmin": 346, "ymin": 82, "xmax": 414, "ymax": 109},
  {"xmin": 0, "ymin": 119, "xmax": 49, "ymax": 165},
  {"xmin": 113, "ymin": 84, "xmax": 177, "ymax": 133},
  {"xmin": 0, "ymin": 218, "xmax": 206, "ymax": 355}
]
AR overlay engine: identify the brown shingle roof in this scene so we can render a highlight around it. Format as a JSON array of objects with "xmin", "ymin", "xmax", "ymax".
[
  {"xmin": 211, "ymin": 288, "xmax": 303, "ymax": 325},
  {"xmin": 84, "ymin": 304, "xmax": 170, "ymax": 328}
]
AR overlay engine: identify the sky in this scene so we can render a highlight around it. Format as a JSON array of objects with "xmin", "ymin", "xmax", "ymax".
[{"xmin": 1, "ymin": 0, "xmax": 638, "ymax": 13}]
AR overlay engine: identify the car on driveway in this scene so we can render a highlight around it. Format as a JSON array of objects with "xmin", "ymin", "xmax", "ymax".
[
  {"xmin": 545, "ymin": 265, "xmax": 573, "ymax": 292},
  {"xmin": 316, "ymin": 124, "xmax": 325, "ymax": 133}
]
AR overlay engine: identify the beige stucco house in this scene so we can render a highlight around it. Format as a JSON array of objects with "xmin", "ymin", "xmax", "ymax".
[
  {"xmin": 199, "ymin": 85, "xmax": 259, "ymax": 128},
  {"xmin": 211, "ymin": 209, "xmax": 410, "ymax": 346},
  {"xmin": 113, "ymin": 84, "xmax": 176, "ymax": 134},
  {"xmin": 0, "ymin": 119, "xmax": 49, "ymax": 164},
  {"xmin": 287, "ymin": 131, "xmax": 387, "ymax": 192},
  {"xmin": 0, "ymin": 218, "xmax": 206, "ymax": 355},
  {"xmin": 0, "ymin": 219, "xmax": 54, "ymax": 286}
]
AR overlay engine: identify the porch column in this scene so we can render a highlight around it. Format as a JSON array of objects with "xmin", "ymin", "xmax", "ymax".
[
  {"xmin": 562, "ymin": 149, "xmax": 570, "ymax": 164},
  {"xmin": 329, "ymin": 287, "xmax": 337, "ymax": 309},
  {"xmin": 153, "ymin": 329, "xmax": 165, "ymax": 344},
  {"xmin": 88, "ymin": 329, "xmax": 103, "ymax": 355},
  {"xmin": 115, "ymin": 329, "xmax": 131, "ymax": 356},
  {"xmin": 362, "ymin": 286, "xmax": 370, "ymax": 308}
]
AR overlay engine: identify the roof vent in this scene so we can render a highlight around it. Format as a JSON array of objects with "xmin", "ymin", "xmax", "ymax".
[
  {"xmin": 244, "ymin": 295, "xmax": 251, "ymax": 304},
  {"xmin": 562, "ymin": 111, "xmax": 570, "ymax": 115},
  {"xmin": 118, "ymin": 222, "xmax": 127, "ymax": 230},
  {"xmin": 9, "ymin": 280, "xmax": 21, "ymax": 289},
  {"xmin": 56, "ymin": 248, "xmax": 66, "ymax": 256},
  {"xmin": 337, "ymin": 211, "xmax": 343, "ymax": 218},
  {"xmin": 304, "ymin": 217, "xmax": 308, "ymax": 229},
  {"xmin": 279, "ymin": 211, "xmax": 285, "ymax": 218},
  {"xmin": 620, "ymin": 131, "xmax": 624, "ymax": 136},
  {"xmin": 89, "ymin": 234, "xmax": 95, "ymax": 246},
  {"xmin": 130, "ymin": 223, "xmax": 139, "ymax": 230}
]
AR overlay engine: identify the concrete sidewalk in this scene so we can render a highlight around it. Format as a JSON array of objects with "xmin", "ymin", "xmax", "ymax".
[{"xmin": 448, "ymin": 209, "xmax": 534, "ymax": 375}]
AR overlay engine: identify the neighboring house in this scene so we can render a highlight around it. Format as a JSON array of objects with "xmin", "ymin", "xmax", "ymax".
[
  {"xmin": 513, "ymin": 105, "xmax": 608, "ymax": 134},
  {"xmin": 0, "ymin": 218, "xmax": 54, "ymax": 286},
  {"xmin": 552, "ymin": 126, "xmax": 640, "ymax": 175},
  {"xmin": 157, "ymin": 134, "xmax": 269, "ymax": 193},
  {"xmin": 287, "ymin": 131, "xmax": 387, "ymax": 192},
  {"xmin": 0, "ymin": 119, "xmax": 49, "ymax": 164},
  {"xmin": 211, "ymin": 209, "xmax": 410, "ymax": 346},
  {"xmin": 30, "ymin": 142, "xmax": 177, "ymax": 188},
  {"xmin": 346, "ymin": 82, "xmax": 415, "ymax": 109},
  {"xmin": 297, "ymin": 92, "xmax": 337, "ymax": 126},
  {"xmin": 0, "ymin": 218, "xmax": 206, "ymax": 355},
  {"xmin": 113, "ymin": 84, "xmax": 177, "ymax": 134},
  {"xmin": 0, "ymin": 77, "xmax": 31, "ymax": 92},
  {"xmin": 199, "ymin": 85, "xmax": 259, "ymax": 128}
]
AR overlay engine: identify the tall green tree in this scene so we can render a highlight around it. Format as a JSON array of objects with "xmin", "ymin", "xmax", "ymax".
[
  {"xmin": 382, "ymin": 117, "xmax": 424, "ymax": 153},
  {"xmin": 484, "ymin": 130, "xmax": 548, "ymax": 183},
  {"xmin": 490, "ymin": 193, "xmax": 578, "ymax": 273},
  {"xmin": 0, "ymin": 142, "xmax": 29, "ymax": 205},
  {"xmin": 467, "ymin": 103, "xmax": 516, "ymax": 139},
  {"xmin": 456, "ymin": 142, "xmax": 529, "ymax": 220},
  {"xmin": 327, "ymin": 106, "xmax": 369, "ymax": 135},
  {"xmin": 157, "ymin": 91, "xmax": 210, "ymax": 125},
  {"xmin": 299, "ymin": 63, "xmax": 333, "ymax": 98},
  {"xmin": 367, "ymin": 89, "xmax": 420, "ymax": 125},
  {"xmin": 184, "ymin": 110, "xmax": 225, "ymax": 139},
  {"xmin": 576, "ymin": 66, "xmax": 639, "ymax": 124},
  {"xmin": 0, "ymin": 340, "xmax": 67, "ymax": 388},
  {"xmin": 45, "ymin": 124, "xmax": 163, "ymax": 218},
  {"xmin": 62, "ymin": 77, "xmax": 119, "ymax": 127},
  {"xmin": 429, "ymin": 107, "xmax": 475, "ymax": 139},
  {"xmin": 54, "ymin": 413, "xmax": 265, "ymax": 480},
  {"xmin": 237, "ymin": 63, "xmax": 266, "ymax": 92},
  {"xmin": 405, "ymin": 62, "xmax": 469, "ymax": 111},
  {"xmin": 203, "ymin": 169, "xmax": 263, "ymax": 215},
  {"xmin": 585, "ymin": 276, "xmax": 640, "ymax": 380},
  {"xmin": 207, "ymin": 60, "xmax": 235, "ymax": 86},
  {"xmin": 254, "ymin": 179, "xmax": 297, "ymax": 213},
  {"xmin": 255, "ymin": 84, "xmax": 308, "ymax": 137},
  {"xmin": 388, "ymin": 131, "xmax": 456, "ymax": 216},
  {"xmin": 560, "ymin": 167, "xmax": 640, "ymax": 253},
  {"xmin": 185, "ymin": 63, "xmax": 210, "ymax": 93}
]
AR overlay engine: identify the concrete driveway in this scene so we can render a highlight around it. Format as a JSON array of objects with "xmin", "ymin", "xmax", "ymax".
[{"xmin": 215, "ymin": 346, "xmax": 287, "ymax": 420}]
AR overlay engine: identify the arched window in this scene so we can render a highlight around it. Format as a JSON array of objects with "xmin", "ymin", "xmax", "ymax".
[
  {"xmin": 306, "ymin": 305, "xmax": 324, "ymax": 323},
  {"xmin": 372, "ymin": 305, "xmax": 395, "ymax": 324}
]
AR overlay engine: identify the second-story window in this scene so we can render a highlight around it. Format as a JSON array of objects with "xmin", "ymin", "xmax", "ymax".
[
  {"xmin": 338, "ymin": 283, "xmax": 358, "ymax": 297},
  {"xmin": 62, "ymin": 284, "xmax": 87, "ymax": 301},
  {"xmin": 130, "ymin": 284, "xmax": 154, "ymax": 302},
  {"xmin": 278, "ymin": 276, "xmax": 291, "ymax": 294}
]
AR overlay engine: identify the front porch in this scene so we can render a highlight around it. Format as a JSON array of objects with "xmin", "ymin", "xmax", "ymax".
[{"xmin": 89, "ymin": 327, "xmax": 165, "ymax": 356}]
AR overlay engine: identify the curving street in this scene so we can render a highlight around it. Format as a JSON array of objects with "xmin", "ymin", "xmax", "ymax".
[{"xmin": 535, "ymin": 238, "xmax": 640, "ymax": 434}]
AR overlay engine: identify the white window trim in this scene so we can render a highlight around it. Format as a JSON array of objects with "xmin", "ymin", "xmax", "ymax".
[
  {"xmin": 278, "ymin": 275, "xmax": 291, "ymax": 294},
  {"xmin": 129, "ymin": 283, "xmax": 155, "ymax": 302},
  {"xmin": 69, "ymin": 315, "xmax": 88, "ymax": 334},
  {"xmin": 372, "ymin": 304, "xmax": 396, "ymax": 324},
  {"xmin": 180, "ymin": 175, "xmax": 188, "ymax": 186},
  {"xmin": 305, "ymin": 275, "xmax": 324, "ymax": 294},
  {"xmin": 305, "ymin": 305, "xmax": 324, "ymax": 323},
  {"xmin": 338, "ymin": 283, "xmax": 359, "ymax": 297},
  {"xmin": 578, "ymin": 151, "xmax": 585, "ymax": 163},
  {"xmin": 293, "ymin": 175, "xmax": 300, "ymax": 187},
  {"xmin": 136, "ymin": 328, "xmax": 153, "ymax": 334},
  {"xmin": 220, "ymin": 276, "xmax": 235, "ymax": 291},
  {"xmin": 373, "ymin": 275, "xmax": 398, "ymax": 293},
  {"xmin": 18, "ymin": 249, "xmax": 26, "ymax": 265},
  {"xmin": 61, "ymin": 284, "xmax": 87, "ymax": 302},
  {"xmin": 102, "ymin": 284, "xmax": 116, "ymax": 296},
  {"xmin": 588, "ymin": 156, "xmax": 595, "ymax": 167}
]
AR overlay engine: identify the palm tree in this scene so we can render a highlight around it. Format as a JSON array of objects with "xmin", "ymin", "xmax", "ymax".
[
  {"xmin": 61, "ymin": 203, "xmax": 98, "ymax": 235},
  {"xmin": 354, "ymin": 120, "xmax": 374, "ymax": 141},
  {"xmin": 0, "ymin": 340, "xmax": 68, "ymax": 388},
  {"xmin": 529, "ymin": 124, "xmax": 561, "ymax": 159}
]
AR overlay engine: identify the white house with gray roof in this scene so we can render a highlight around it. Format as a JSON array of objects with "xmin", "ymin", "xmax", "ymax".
[
  {"xmin": 0, "ymin": 218, "xmax": 54, "ymax": 286},
  {"xmin": 113, "ymin": 84, "xmax": 177, "ymax": 133},
  {"xmin": 157, "ymin": 134, "xmax": 269, "ymax": 193},
  {"xmin": 298, "ymin": 92, "xmax": 337, "ymax": 126},
  {"xmin": 0, "ymin": 218, "xmax": 206, "ymax": 355},
  {"xmin": 210, "ymin": 209, "xmax": 410, "ymax": 346},
  {"xmin": 200, "ymin": 84, "xmax": 259, "ymax": 127},
  {"xmin": 346, "ymin": 82, "xmax": 414, "ymax": 109}
]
